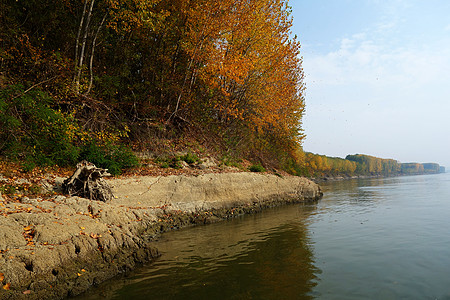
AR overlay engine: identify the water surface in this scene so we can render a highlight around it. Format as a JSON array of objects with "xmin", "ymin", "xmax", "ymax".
[{"xmin": 76, "ymin": 173, "xmax": 450, "ymax": 299}]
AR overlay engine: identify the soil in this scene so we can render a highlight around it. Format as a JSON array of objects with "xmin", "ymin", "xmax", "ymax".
[{"xmin": 0, "ymin": 163, "xmax": 322, "ymax": 299}]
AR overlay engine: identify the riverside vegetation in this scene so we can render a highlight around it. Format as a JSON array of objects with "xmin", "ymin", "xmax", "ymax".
[
  {"xmin": 1, "ymin": 0, "xmax": 306, "ymax": 174},
  {"xmin": 0, "ymin": 0, "xmax": 443, "ymax": 179}
]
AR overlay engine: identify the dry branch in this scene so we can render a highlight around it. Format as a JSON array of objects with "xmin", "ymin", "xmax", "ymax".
[{"xmin": 62, "ymin": 160, "xmax": 113, "ymax": 201}]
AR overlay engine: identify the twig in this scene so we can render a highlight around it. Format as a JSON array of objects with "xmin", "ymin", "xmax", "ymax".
[{"xmin": 11, "ymin": 75, "xmax": 60, "ymax": 100}]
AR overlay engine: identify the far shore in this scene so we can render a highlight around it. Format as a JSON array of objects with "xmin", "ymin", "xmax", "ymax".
[{"xmin": 312, "ymin": 171, "xmax": 445, "ymax": 183}]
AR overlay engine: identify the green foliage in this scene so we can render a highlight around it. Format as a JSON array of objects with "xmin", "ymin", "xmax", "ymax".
[
  {"xmin": 0, "ymin": 85, "xmax": 80, "ymax": 166},
  {"xmin": 299, "ymin": 151, "xmax": 360, "ymax": 177},
  {"xmin": 0, "ymin": 85, "xmax": 138, "ymax": 174},
  {"xmin": 346, "ymin": 154, "xmax": 400, "ymax": 175},
  {"xmin": 400, "ymin": 163, "xmax": 424, "ymax": 175},
  {"xmin": 181, "ymin": 152, "xmax": 199, "ymax": 164},
  {"xmin": 79, "ymin": 141, "xmax": 139, "ymax": 175},
  {"xmin": 155, "ymin": 155, "xmax": 184, "ymax": 169},
  {"xmin": 154, "ymin": 152, "xmax": 198, "ymax": 169},
  {"xmin": 249, "ymin": 164, "xmax": 266, "ymax": 173},
  {"xmin": 171, "ymin": 160, "xmax": 184, "ymax": 169},
  {"xmin": 0, "ymin": 184, "xmax": 16, "ymax": 195},
  {"xmin": 283, "ymin": 157, "xmax": 309, "ymax": 177},
  {"xmin": 422, "ymin": 163, "xmax": 440, "ymax": 174},
  {"xmin": 28, "ymin": 184, "xmax": 42, "ymax": 194},
  {"xmin": 21, "ymin": 159, "xmax": 37, "ymax": 173},
  {"xmin": 220, "ymin": 155, "xmax": 242, "ymax": 168}
]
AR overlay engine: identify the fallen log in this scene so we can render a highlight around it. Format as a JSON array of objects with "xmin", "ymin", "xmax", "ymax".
[{"xmin": 62, "ymin": 160, "xmax": 113, "ymax": 201}]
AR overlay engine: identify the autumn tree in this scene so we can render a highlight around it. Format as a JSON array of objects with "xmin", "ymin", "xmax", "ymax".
[
  {"xmin": 169, "ymin": 0, "xmax": 306, "ymax": 163},
  {"xmin": 1, "ymin": 0, "xmax": 307, "ymax": 171}
]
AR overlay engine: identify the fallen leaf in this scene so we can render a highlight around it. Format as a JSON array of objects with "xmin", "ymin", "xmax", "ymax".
[
  {"xmin": 89, "ymin": 233, "xmax": 101, "ymax": 239},
  {"xmin": 3, "ymin": 283, "xmax": 10, "ymax": 290},
  {"xmin": 23, "ymin": 226, "xmax": 32, "ymax": 231},
  {"xmin": 0, "ymin": 273, "xmax": 4, "ymax": 281},
  {"xmin": 77, "ymin": 273, "xmax": 82, "ymax": 277},
  {"xmin": 23, "ymin": 290, "xmax": 31, "ymax": 295},
  {"xmin": 81, "ymin": 269, "xmax": 86, "ymax": 272}
]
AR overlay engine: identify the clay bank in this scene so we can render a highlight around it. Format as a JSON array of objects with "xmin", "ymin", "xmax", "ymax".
[{"xmin": 0, "ymin": 173, "xmax": 322, "ymax": 299}]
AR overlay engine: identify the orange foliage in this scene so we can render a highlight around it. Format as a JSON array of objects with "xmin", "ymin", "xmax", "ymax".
[{"xmin": 177, "ymin": 0, "xmax": 305, "ymax": 156}]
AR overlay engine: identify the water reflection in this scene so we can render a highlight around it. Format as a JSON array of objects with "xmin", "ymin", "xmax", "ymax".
[
  {"xmin": 310, "ymin": 173, "xmax": 450, "ymax": 299},
  {"xmin": 319, "ymin": 177, "xmax": 401, "ymax": 208},
  {"xmin": 75, "ymin": 205, "xmax": 321, "ymax": 300},
  {"xmin": 72, "ymin": 173, "xmax": 450, "ymax": 299}
]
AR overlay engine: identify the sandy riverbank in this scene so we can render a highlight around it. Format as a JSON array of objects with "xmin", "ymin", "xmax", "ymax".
[{"xmin": 0, "ymin": 172, "xmax": 322, "ymax": 299}]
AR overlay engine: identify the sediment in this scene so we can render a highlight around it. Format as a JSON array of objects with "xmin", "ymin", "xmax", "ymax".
[{"xmin": 0, "ymin": 173, "xmax": 322, "ymax": 299}]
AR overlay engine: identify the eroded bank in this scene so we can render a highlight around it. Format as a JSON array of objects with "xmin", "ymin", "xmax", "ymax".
[{"xmin": 0, "ymin": 173, "xmax": 322, "ymax": 299}]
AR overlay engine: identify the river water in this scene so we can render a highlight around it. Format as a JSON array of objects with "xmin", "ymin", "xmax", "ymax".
[{"xmin": 76, "ymin": 173, "xmax": 450, "ymax": 299}]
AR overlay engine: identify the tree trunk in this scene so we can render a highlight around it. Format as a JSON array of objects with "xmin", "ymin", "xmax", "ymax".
[
  {"xmin": 62, "ymin": 160, "xmax": 113, "ymax": 202},
  {"xmin": 74, "ymin": 0, "xmax": 95, "ymax": 94},
  {"xmin": 86, "ymin": 9, "xmax": 108, "ymax": 95}
]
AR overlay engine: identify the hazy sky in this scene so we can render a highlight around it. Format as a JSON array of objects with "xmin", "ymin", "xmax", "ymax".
[{"xmin": 291, "ymin": 0, "xmax": 450, "ymax": 168}]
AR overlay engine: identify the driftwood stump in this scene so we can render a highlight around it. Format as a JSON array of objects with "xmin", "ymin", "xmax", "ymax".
[{"xmin": 62, "ymin": 160, "xmax": 113, "ymax": 201}]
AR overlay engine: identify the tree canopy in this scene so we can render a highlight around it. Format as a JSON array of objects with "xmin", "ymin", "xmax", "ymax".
[{"xmin": 0, "ymin": 0, "xmax": 305, "ymax": 169}]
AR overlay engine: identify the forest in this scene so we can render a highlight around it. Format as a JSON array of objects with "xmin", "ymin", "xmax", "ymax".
[
  {"xmin": 302, "ymin": 153, "xmax": 444, "ymax": 178},
  {"xmin": 0, "ymin": 0, "xmax": 305, "ymax": 173},
  {"xmin": 1, "ymin": 0, "xmax": 444, "ymax": 179}
]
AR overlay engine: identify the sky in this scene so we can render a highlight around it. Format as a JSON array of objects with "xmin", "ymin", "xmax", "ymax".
[{"xmin": 290, "ymin": 0, "xmax": 450, "ymax": 168}]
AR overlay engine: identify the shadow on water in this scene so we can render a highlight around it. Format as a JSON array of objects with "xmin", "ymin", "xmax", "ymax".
[{"xmin": 74, "ymin": 204, "xmax": 321, "ymax": 300}]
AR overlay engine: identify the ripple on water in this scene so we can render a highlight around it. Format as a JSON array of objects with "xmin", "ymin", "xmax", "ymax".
[{"xmin": 74, "ymin": 173, "xmax": 450, "ymax": 300}]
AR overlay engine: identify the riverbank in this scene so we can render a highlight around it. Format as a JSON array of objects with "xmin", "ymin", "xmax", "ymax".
[
  {"xmin": 312, "ymin": 174, "xmax": 386, "ymax": 183},
  {"xmin": 0, "ymin": 172, "xmax": 322, "ymax": 299},
  {"xmin": 311, "ymin": 171, "xmax": 445, "ymax": 183}
]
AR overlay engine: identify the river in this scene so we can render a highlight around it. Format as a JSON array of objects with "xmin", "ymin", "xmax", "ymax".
[{"xmin": 75, "ymin": 173, "xmax": 450, "ymax": 299}]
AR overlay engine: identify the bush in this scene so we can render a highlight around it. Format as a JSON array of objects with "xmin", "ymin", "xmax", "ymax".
[
  {"xmin": 221, "ymin": 155, "xmax": 242, "ymax": 168},
  {"xmin": 181, "ymin": 152, "xmax": 199, "ymax": 164},
  {"xmin": 0, "ymin": 85, "xmax": 139, "ymax": 174},
  {"xmin": 156, "ymin": 154, "xmax": 190, "ymax": 169},
  {"xmin": 79, "ymin": 141, "xmax": 139, "ymax": 175},
  {"xmin": 0, "ymin": 184, "xmax": 16, "ymax": 195},
  {"xmin": 249, "ymin": 164, "xmax": 266, "ymax": 172},
  {"xmin": 0, "ymin": 85, "xmax": 81, "ymax": 166}
]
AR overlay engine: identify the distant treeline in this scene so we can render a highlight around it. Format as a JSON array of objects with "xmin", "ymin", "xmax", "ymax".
[{"xmin": 301, "ymin": 153, "xmax": 445, "ymax": 177}]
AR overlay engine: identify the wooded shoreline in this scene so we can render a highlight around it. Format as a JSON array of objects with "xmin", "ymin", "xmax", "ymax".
[{"xmin": 312, "ymin": 170, "xmax": 446, "ymax": 183}]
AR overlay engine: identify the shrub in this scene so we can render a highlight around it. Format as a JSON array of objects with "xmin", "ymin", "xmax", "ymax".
[
  {"xmin": 181, "ymin": 152, "xmax": 199, "ymax": 164},
  {"xmin": 79, "ymin": 141, "xmax": 139, "ymax": 175},
  {"xmin": 249, "ymin": 164, "xmax": 266, "ymax": 172},
  {"xmin": 0, "ymin": 85, "xmax": 139, "ymax": 174},
  {"xmin": 0, "ymin": 85, "xmax": 81, "ymax": 166},
  {"xmin": 221, "ymin": 155, "xmax": 242, "ymax": 168},
  {"xmin": 0, "ymin": 184, "xmax": 16, "ymax": 195}
]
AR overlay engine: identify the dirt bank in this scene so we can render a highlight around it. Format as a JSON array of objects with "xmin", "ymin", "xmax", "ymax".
[{"xmin": 0, "ymin": 173, "xmax": 322, "ymax": 299}]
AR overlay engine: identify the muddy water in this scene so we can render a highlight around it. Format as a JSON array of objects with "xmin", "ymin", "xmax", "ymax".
[{"xmin": 75, "ymin": 173, "xmax": 450, "ymax": 299}]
